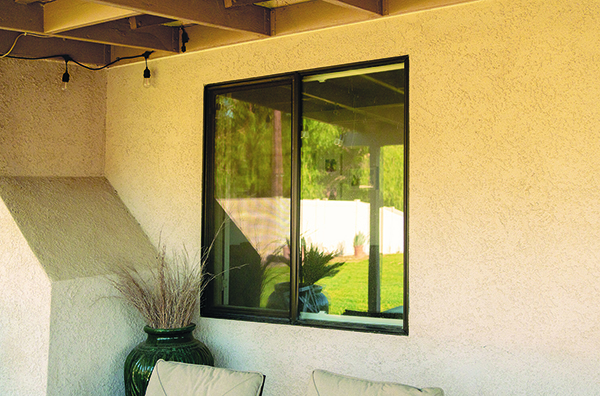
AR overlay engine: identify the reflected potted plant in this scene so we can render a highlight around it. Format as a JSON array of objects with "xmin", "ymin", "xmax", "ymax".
[
  {"xmin": 108, "ymin": 244, "xmax": 214, "ymax": 396},
  {"xmin": 353, "ymin": 231, "xmax": 367, "ymax": 257},
  {"xmin": 266, "ymin": 238, "xmax": 345, "ymax": 313}
]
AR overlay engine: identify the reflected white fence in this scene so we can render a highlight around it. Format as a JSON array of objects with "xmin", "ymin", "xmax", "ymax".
[
  {"xmin": 301, "ymin": 199, "xmax": 404, "ymax": 256},
  {"xmin": 219, "ymin": 198, "xmax": 404, "ymax": 258}
]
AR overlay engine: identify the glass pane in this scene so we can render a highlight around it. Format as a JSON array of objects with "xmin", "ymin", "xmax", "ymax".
[
  {"xmin": 210, "ymin": 83, "xmax": 292, "ymax": 313},
  {"xmin": 299, "ymin": 62, "xmax": 406, "ymax": 326}
]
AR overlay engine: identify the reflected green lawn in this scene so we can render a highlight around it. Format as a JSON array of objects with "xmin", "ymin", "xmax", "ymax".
[
  {"xmin": 260, "ymin": 254, "xmax": 404, "ymax": 315},
  {"xmin": 324, "ymin": 253, "xmax": 404, "ymax": 315}
]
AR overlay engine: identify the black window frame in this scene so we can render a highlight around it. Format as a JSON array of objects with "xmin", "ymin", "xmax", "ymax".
[{"xmin": 202, "ymin": 56, "xmax": 409, "ymax": 335}]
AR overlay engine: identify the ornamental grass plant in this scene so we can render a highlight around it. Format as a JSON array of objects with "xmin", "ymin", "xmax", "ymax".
[{"xmin": 109, "ymin": 244, "xmax": 210, "ymax": 329}]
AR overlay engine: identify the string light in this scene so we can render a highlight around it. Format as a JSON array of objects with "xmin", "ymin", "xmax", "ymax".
[
  {"xmin": 143, "ymin": 51, "xmax": 152, "ymax": 88},
  {"xmin": 61, "ymin": 55, "xmax": 71, "ymax": 91},
  {"xmin": 2, "ymin": 33, "xmax": 157, "ymax": 90},
  {"xmin": 180, "ymin": 27, "xmax": 189, "ymax": 53}
]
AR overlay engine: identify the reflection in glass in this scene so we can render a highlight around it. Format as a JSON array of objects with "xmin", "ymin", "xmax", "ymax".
[
  {"xmin": 211, "ymin": 84, "xmax": 292, "ymax": 313},
  {"xmin": 299, "ymin": 63, "xmax": 406, "ymax": 326},
  {"xmin": 205, "ymin": 60, "xmax": 407, "ymax": 331}
]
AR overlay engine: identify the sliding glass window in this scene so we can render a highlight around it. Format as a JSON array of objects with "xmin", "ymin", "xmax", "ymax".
[{"xmin": 203, "ymin": 57, "xmax": 408, "ymax": 334}]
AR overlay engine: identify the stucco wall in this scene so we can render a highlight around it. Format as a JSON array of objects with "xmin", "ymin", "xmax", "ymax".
[
  {"xmin": 104, "ymin": 0, "xmax": 600, "ymax": 394},
  {"xmin": 0, "ymin": 59, "xmax": 109, "ymax": 395},
  {"xmin": 0, "ymin": 177, "xmax": 157, "ymax": 281},
  {"xmin": 0, "ymin": 198, "xmax": 52, "ymax": 396},
  {"xmin": 46, "ymin": 276, "xmax": 146, "ymax": 396},
  {"xmin": 0, "ymin": 57, "xmax": 158, "ymax": 394},
  {"xmin": 0, "ymin": 58, "xmax": 106, "ymax": 177},
  {"xmin": 0, "ymin": 177, "xmax": 158, "ymax": 395}
]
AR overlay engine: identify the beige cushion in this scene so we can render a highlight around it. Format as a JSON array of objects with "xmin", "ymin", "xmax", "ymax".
[
  {"xmin": 145, "ymin": 359, "xmax": 265, "ymax": 396},
  {"xmin": 307, "ymin": 369, "xmax": 444, "ymax": 396}
]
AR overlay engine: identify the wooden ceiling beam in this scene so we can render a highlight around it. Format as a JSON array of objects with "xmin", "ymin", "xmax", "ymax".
[
  {"xmin": 223, "ymin": 0, "xmax": 258, "ymax": 7},
  {"xmin": 1, "ymin": 0, "xmax": 483, "ymax": 63},
  {"xmin": 321, "ymin": 0, "xmax": 386, "ymax": 15},
  {"xmin": 14, "ymin": 0, "xmax": 53, "ymax": 4},
  {"xmin": 90, "ymin": 0, "xmax": 271, "ymax": 36},
  {"xmin": 388, "ymin": 0, "xmax": 478, "ymax": 15},
  {"xmin": 59, "ymin": 19, "xmax": 179, "ymax": 52},
  {"xmin": 0, "ymin": 29, "xmax": 110, "ymax": 65},
  {"xmin": 0, "ymin": 0, "xmax": 44, "ymax": 32},
  {"xmin": 43, "ymin": 0, "xmax": 140, "ymax": 34},
  {"xmin": 223, "ymin": 0, "xmax": 258, "ymax": 8},
  {"xmin": 128, "ymin": 15, "xmax": 176, "ymax": 30},
  {"xmin": 174, "ymin": 23, "xmax": 263, "ymax": 53},
  {"xmin": 272, "ymin": 1, "xmax": 380, "ymax": 36},
  {"xmin": 0, "ymin": 0, "xmax": 177, "ymax": 53}
]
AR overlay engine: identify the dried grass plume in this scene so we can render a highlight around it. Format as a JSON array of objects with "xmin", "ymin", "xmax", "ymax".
[{"xmin": 109, "ymin": 244, "xmax": 210, "ymax": 329}]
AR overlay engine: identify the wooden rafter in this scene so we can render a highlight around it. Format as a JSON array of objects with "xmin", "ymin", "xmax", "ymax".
[
  {"xmin": 0, "ymin": 0, "xmax": 44, "ymax": 32},
  {"xmin": 0, "ymin": 0, "xmax": 178, "ymax": 52},
  {"xmin": 321, "ymin": 0, "xmax": 387, "ymax": 15},
  {"xmin": 223, "ymin": 0, "xmax": 258, "ymax": 7},
  {"xmin": 0, "ymin": 29, "xmax": 110, "ymax": 65},
  {"xmin": 1, "ymin": 0, "xmax": 482, "ymax": 64},
  {"xmin": 127, "ymin": 15, "xmax": 175, "ymax": 30},
  {"xmin": 388, "ymin": 0, "xmax": 476, "ymax": 15},
  {"xmin": 271, "ymin": 1, "xmax": 382, "ymax": 36},
  {"xmin": 59, "ymin": 19, "xmax": 178, "ymax": 52},
  {"xmin": 90, "ymin": 0, "xmax": 271, "ymax": 36},
  {"xmin": 14, "ymin": 0, "xmax": 53, "ymax": 3},
  {"xmin": 43, "ymin": 0, "xmax": 140, "ymax": 34}
]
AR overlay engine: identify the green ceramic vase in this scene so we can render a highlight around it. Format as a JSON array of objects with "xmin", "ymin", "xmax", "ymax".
[{"xmin": 124, "ymin": 323, "xmax": 214, "ymax": 396}]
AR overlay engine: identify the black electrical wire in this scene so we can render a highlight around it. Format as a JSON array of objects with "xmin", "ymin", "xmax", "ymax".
[
  {"xmin": 71, "ymin": 51, "xmax": 154, "ymax": 71},
  {"xmin": 2, "ymin": 33, "xmax": 157, "ymax": 89},
  {"xmin": 2, "ymin": 48, "xmax": 154, "ymax": 71},
  {"xmin": 2, "ymin": 54, "xmax": 68, "ymax": 61}
]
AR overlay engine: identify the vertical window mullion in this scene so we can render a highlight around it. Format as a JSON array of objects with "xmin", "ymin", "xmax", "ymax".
[{"xmin": 289, "ymin": 73, "xmax": 302, "ymax": 323}]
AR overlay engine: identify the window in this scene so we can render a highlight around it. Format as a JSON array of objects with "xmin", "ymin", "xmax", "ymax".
[{"xmin": 202, "ymin": 57, "xmax": 408, "ymax": 334}]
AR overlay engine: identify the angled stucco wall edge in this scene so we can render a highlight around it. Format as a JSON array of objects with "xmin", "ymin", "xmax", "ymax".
[
  {"xmin": 0, "ymin": 176, "xmax": 157, "ymax": 281},
  {"xmin": 1, "ymin": 176, "xmax": 159, "ymax": 395}
]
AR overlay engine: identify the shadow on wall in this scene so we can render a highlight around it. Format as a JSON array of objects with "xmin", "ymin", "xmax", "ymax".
[{"xmin": 0, "ymin": 176, "xmax": 157, "ymax": 280}]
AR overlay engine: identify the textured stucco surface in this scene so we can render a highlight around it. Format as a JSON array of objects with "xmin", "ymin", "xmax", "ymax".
[
  {"xmin": 0, "ymin": 177, "xmax": 158, "ymax": 395},
  {"xmin": 0, "ymin": 58, "xmax": 106, "ymax": 176},
  {"xmin": 0, "ymin": 197, "xmax": 51, "ymax": 396},
  {"xmin": 0, "ymin": 177, "xmax": 157, "ymax": 280},
  {"xmin": 46, "ymin": 276, "xmax": 146, "ymax": 396},
  {"xmin": 105, "ymin": 0, "xmax": 600, "ymax": 394}
]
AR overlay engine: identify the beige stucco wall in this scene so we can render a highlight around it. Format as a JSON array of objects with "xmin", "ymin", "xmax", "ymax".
[
  {"xmin": 0, "ymin": 58, "xmax": 106, "ymax": 177},
  {"xmin": 0, "ymin": 177, "xmax": 157, "ymax": 281},
  {"xmin": 105, "ymin": 0, "xmax": 600, "ymax": 394},
  {"xmin": 0, "ymin": 198, "xmax": 51, "ymax": 396},
  {"xmin": 0, "ymin": 177, "xmax": 157, "ymax": 395},
  {"xmin": 0, "ymin": 57, "xmax": 165, "ymax": 395},
  {"xmin": 46, "ymin": 276, "xmax": 146, "ymax": 396}
]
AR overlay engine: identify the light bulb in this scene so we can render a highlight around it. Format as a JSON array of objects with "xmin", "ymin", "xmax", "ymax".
[
  {"xmin": 143, "ymin": 67, "xmax": 151, "ymax": 88},
  {"xmin": 61, "ymin": 71, "xmax": 70, "ymax": 91}
]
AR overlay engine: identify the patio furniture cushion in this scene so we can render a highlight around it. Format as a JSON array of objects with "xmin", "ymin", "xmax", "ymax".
[
  {"xmin": 307, "ymin": 369, "xmax": 444, "ymax": 396},
  {"xmin": 145, "ymin": 359, "xmax": 265, "ymax": 396}
]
